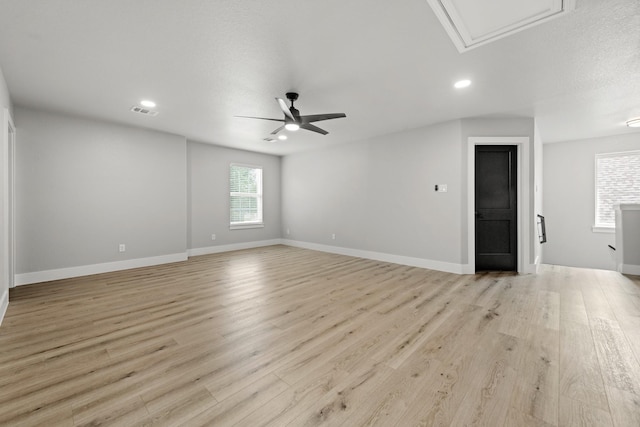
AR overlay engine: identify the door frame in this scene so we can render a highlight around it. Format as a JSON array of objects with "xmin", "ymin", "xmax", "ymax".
[
  {"xmin": 466, "ymin": 136, "xmax": 531, "ymax": 274},
  {"xmin": 3, "ymin": 108, "xmax": 15, "ymax": 288}
]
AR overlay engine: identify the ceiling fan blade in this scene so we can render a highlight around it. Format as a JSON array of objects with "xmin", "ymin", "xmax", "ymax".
[
  {"xmin": 300, "ymin": 123, "xmax": 329, "ymax": 135},
  {"xmin": 276, "ymin": 98, "xmax": 296, "ymax": 121},
  {"xmin": 301, "ymin": 113, "xmax": 346, "ymax": 123},
  {"xmin": 235, "ymin": 115, "xmax": 284, "ymax": 123},
  {"xmin": 271, "ymin": 125, "xmax": 286, "ymax": 135}
]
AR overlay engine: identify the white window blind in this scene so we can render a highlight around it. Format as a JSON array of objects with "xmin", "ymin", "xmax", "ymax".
[
  {"xmin": 230, "ymin": 164, "xmax": 263, "ymax": 228},
  {"xmin": 595, "ymin": 150, "xmax": 640, "ymax": 227}
]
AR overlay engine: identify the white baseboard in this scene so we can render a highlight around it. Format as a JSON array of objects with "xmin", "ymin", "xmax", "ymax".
[
  {"xmin": 622, "ymin": 264, "xmax": 640, "ymax": 276},
  {"xmin": 14, "ymin": 253, "xmax": 188, "ymax": 286},
  {"xmin": 0, "ymin": 289, "xmax": 8, "ymax": 327},
  {"xmin": 187, "ymin": 239, "xmax": 284, "ymax": 257},
  {"xmin": 460, "ymin": 264, "xmax": 475, "ymax": 274},
  {"xmin": 14, "ymin": 239, "xmax": 285, "ymax": 287},
  {"xmin": 282, "ymin": 239, "xmax": 466, "ymax": 274},
  {"xmin": 13, "ymin": 238, "xmax": 543, "ymax": 288},
  {"xmin": 527, "ymin": 256, "xmax": 541, "ymax": 274}
]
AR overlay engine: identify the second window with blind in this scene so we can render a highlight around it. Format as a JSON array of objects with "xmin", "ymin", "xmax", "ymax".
[{"xmin": 595, "ymin": 150, "xmax": 640, "ymax": 229}]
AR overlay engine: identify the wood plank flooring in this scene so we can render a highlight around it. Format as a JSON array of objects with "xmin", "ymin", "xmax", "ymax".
[{"xmin": 1, "ymin": 245, "xmax": 639, "ymax": 426}]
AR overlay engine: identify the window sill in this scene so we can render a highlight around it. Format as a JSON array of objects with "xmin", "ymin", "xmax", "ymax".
[
  {"xmin": 230, "ymin": 223, "xmax": 264, "ymax": 230},
  {"xmin": 592, "ymin": 225, "xmax": 615, "ymax": 234}
]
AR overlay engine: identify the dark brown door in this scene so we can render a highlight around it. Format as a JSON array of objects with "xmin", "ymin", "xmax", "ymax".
[{"xmin": 475, "ymin": 145, "xmax": 517, "ymax": 271}]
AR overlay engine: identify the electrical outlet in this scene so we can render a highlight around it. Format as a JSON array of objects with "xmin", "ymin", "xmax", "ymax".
[
  {"xmin": 211, "ymin": 234, "xmax": 216, "ymax": 240},
  {"xmin": 332, "ymin": 233, "xmax": 336, "ymax": 240},
  {"xmin": 119, "ymin": 244, "xmax": 126, "ymax": 252}
]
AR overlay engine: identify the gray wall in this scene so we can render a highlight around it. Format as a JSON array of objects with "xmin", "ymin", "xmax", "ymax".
[
  {"xmin": 15, "ymin": 107, "xmax": 187, "ymax": 273},
  {"xmin": 188, "ymin": 141, "xmax": 281, "ymax": 250},
  {"xmin": 282, "ymin": 120, "xmax": 464, "ymax": 264},
  {"xmin": 12, "ymin": 104, "xmax": 543, "ymax": 280},
  {"xmin": 543, "ymin": 133, "xmax": 640, "ymax": 270}
]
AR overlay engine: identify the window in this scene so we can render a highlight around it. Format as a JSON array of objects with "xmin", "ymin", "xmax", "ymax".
[
  {"xmin": 230, "ymin": 164, "xmax": 263, "ymax": 229},
  {"xmin": 595, "ymin": 150, "xmax": 640, "ymax": 228}
]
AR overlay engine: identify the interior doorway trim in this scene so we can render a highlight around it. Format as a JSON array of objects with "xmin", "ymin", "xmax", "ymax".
[
  {"xmin": 3, "ymin": 108, "xmax": 15, "ymax": 289},
  {"xmin": 466, "ymin": 136, "xmax": 531, "ymax": 274}
]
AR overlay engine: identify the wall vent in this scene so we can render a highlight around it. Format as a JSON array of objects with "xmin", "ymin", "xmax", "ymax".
[{"xmin": 130, "ymin": 105, "xmax": 159, "ymax": 116}]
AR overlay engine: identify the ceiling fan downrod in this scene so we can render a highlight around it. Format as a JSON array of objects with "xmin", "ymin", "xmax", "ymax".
[{"xmin": 286, "ymin": 92, "xmax": 299, "ymax": 108}]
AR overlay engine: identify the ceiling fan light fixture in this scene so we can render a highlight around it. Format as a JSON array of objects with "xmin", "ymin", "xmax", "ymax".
[
  {"xmin": 454, "ymin": 79, "xmax": 472, "ymax": 89},
  {"xmin": 278, "ymin": 134, "xmax": 288, "ymax": 140},
  {"xmin": 285, "ymin": 123, "xmax": 300, "ymax": 131},
  {"xmin": 626, "ymin": 118, "xmax": 640, "ymax": 128}
]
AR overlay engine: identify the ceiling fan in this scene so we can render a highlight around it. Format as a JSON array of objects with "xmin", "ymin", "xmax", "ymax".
[{"xmin": 237, "ymin": 92, "xmax": 346, "ymax": 138}]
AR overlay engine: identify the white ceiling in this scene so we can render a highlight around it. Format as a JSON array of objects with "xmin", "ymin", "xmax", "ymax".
[{"xmin": 0, "ymin": 0, "xmax": 638, "ymax": 156}]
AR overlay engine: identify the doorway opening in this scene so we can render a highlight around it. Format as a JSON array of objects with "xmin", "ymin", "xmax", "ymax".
[{"xmin": 466, "ymin": 137, "xmax": 531, "ymax": 274}]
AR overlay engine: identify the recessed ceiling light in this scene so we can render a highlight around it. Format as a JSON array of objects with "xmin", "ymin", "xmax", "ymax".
[
  {"xmin": 454, "ymin": 79, "xmax": 472, "ymax": 89},
  {"xmin": 285, "ymin": 123, "xmax": 300, "ymax": 131},
  {"xmin": 278, "ymin": 135, "xmax": 288, "ymax": 140},
  {"xmin": 626, "ymin": 118, "xmax": 640, "ymax": 128},
  {"xmin": 140, "ymin": 100, "xmax": 156, "ymax": 108}
]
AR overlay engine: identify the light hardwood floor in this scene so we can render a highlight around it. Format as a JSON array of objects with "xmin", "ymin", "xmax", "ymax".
[{"xmin": 1, "ymin": 245, "xmax": 639, "ymax": 426}]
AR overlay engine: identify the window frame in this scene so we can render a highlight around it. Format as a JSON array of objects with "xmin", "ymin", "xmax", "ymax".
[
  {"xmin": 593, "ymin": 150, "xmax": 640, "ymax": 233},
  {"xmin": 229, "ymin": 163, "xmax": 264, "ymax": 230}
]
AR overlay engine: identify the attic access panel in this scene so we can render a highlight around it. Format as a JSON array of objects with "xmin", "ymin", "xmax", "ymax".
[{"xmin": 427, "ymin": 0, "xmax": 576, "ymax": 52}]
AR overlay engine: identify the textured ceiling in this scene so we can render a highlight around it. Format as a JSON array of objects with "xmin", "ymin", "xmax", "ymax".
[{"xmin": 0, "ymin": 0, "xmax": 638, "ymax": 155}]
